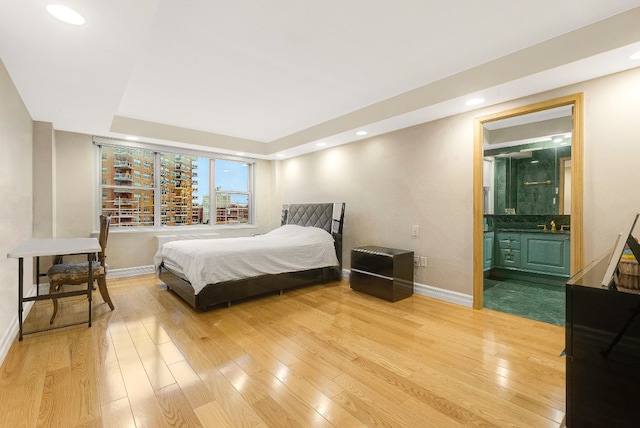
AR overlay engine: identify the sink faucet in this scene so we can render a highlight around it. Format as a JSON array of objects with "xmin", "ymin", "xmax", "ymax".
[
  {"xmin": 538, "ymin": 224, "xmax": 547, "ymax": 231},
  {"xmin": 550, "ymin": 220, "xmax": 556, "ymax": 231}
]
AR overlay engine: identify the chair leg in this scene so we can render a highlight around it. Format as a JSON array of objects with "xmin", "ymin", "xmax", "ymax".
[
  {"xmin": 49, "ymin": 281, "xmax": 60, "ymax": 324},
  {"xmin": 97, "ymin": 277, "xmax": 114, "ymax": 310}
]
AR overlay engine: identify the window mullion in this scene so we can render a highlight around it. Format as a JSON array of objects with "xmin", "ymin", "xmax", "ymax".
[
  {"xmin": 210, "ymin": 159, "xmax": 216, "ymax": 226},
  {"xmin": 154, "ymin": 151, "xmax": 161, "ymax": 227}
]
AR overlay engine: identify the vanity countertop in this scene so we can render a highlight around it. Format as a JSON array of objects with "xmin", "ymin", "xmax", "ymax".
[{"xmin": 497, "ymin": 228, "xmax": 570, "ymax": 234}]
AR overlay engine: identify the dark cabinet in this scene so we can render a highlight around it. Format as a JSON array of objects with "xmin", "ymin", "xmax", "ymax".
[
  {"xmin": 350, "ymin": 246, "xmax": 413, "ymax": 302},
  {"xmin": 565, "ymin": 254, "xmax": 640, "ymax": 427}
]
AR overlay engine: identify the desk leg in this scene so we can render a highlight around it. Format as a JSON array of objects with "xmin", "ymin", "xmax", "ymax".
[
  {"xmin": 18, "ymin": 257, "xmax": 23, "ymax": 341},
  {"xmin": 35, "ymin": 256, "xmax": 40, "ymax": 296},
  {"xmin": 88, "ymin": 253, "xmax": 93, "ymax": 328}
]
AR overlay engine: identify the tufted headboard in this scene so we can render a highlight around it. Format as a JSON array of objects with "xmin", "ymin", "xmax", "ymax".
[{"xmin": 281, "ymin": 203, "xmax": 346, "ymax": 266}]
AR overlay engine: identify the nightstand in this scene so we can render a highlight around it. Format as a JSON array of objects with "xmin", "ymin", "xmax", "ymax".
[{"xmin": 350, "ymin": 246, "xmax": 414, "ymax": 302}]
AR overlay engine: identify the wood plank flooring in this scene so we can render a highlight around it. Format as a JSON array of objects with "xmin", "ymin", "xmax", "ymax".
[{"xmin": 0, "ymin": 275, "xmax": 566, "ymax": 427}]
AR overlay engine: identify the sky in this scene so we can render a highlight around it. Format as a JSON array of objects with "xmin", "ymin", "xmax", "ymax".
[{"xmin": 193, "ymin": 158, "xmax": 249, "ymax": 205}]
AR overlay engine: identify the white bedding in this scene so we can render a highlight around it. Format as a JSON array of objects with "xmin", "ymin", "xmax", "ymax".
[{"xmin": 153, "ymin": 224, "xmax": 339, "ymax": 294}]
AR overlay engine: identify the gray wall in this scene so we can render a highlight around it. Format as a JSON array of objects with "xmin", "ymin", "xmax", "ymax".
[{"xmin": 0, "ymin": 58, "xmax": 33, "ymax": 358}]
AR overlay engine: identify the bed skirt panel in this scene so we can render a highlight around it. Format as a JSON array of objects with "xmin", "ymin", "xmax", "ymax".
[{"xmin": 159, "ymin": 263, "xmax": 340, "ymax": 311}]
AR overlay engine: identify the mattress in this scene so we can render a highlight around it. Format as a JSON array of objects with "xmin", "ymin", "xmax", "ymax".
[{"xmin": 154, "ymin": 224, "xmax": 339, "ymax": 294}]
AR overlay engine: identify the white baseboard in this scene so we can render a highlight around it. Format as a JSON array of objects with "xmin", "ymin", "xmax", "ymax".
[
  {"xmin": 33, "ymin": 265, "xmax": 156, "ymax": 282},
  {"xmin": 0, "ymin": 284, "xmax": 37, "ymax": 368},
  {"xmin": 107, "ymin": 265, "xmax": 155, "ymax": 279},
  {"xmin": 413, "ymin": 282, "xmax": 473, "ymax": 308},
  {"xmin": 342, "ymin": 269, "xmax": 473, "ymax": 308}
]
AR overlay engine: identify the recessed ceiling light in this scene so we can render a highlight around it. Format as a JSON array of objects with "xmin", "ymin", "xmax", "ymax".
[
  {"xmin": 316, "ymin": 142, "xmax": 327, "ymax": 147},
  {"xmin": 355, "ymin": 130, "xmax": 368, "ymax": 136},
  {"xmin": 466, "ymin": 98, "xmax": 485, "ymax": 106},
  {"xmin": 553, "ymin": 136, "xmax": 564, "ymax": 143},
  {"xmin": 46, "ymin": 4, "xmax": 86, "ymax": 25},
  {"xmin": 630, "ymin": 51, "xmax": 640, "ymax": 60},
  {"xmin": 124, "ymin": 136, "xmax": 139, "ymax": 141},
  {"xmin": 276, "ymin": 154, "xmax": 285, "ymax": 158},
  {"xmin": 235, "ymin": 152, "xmax": 245, "ymax": 156}
]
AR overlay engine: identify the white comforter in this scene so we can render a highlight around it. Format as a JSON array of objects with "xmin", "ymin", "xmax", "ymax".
[{"xmin": 153, "ymin": 224, "xmax": 339, "ymax": 294}]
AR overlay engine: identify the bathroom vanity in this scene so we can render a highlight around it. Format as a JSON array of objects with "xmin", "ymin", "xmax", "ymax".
[
  {"xmin": 484, "ymin": 215, "xmax": 571, "ymax": 278},
  {"xmin": 494, "ymin": 229, "xmax": 570, "ymax": 276}
]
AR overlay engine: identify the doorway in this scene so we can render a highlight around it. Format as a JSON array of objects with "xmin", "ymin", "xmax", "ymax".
[{"xmin": 473, "ymin": 94, "xmax": 584, "ymax": 316}]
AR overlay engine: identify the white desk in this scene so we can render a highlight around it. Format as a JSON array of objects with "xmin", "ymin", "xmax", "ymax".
[{"xmin": 8, "ymin": 238, "xmax": 101, "ymax": 340}]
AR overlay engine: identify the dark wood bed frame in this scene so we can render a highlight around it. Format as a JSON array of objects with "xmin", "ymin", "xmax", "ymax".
[{"xmin": 158, "ymin": 202, "xmax": 345, "ymax": 311}]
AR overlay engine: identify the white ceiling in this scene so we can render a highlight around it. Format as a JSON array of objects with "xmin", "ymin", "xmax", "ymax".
[{"xmin": 1, "ymin": 1, "xmax": 640, "ymax": 159}]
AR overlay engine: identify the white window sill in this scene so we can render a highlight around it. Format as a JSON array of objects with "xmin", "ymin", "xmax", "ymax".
[{"xmin": 101, "ymin": 224, "xmax": 258, "ymax": 234}]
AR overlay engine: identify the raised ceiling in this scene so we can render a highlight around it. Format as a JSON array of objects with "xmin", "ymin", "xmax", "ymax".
[{"xmin": 1, "ymin": 1, "xmax": 640, "ymax": 159}]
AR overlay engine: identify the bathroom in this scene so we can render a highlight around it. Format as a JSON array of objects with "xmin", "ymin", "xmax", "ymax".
[{"xmin": 481, "ymin": 105, "xmax": 572, "ymax": 325}]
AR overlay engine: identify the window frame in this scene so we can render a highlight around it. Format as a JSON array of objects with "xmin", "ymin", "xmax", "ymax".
[{"xmin": 94, "ymin": 137, "xmax": 255, "ymax": 230}]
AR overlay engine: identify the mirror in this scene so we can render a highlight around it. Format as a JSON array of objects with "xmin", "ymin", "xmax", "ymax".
[{"xmin": 482, "ymin": 106, "xmax": 572, "ymax": 215}]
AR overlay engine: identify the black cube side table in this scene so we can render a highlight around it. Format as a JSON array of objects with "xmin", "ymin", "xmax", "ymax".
[{"xmin": 350, "ymin": 246, "xmax": 414, "ymax": 302}]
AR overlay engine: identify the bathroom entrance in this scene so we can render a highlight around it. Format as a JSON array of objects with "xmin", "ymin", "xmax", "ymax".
[{"xmin": 473, "ymin": 94, "xmax": 584, "ymax": 325}]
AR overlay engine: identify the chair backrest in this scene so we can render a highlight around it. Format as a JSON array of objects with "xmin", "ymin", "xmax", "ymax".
[{"xmin": 98, "ymin": 214, "xmax": 112, "ymax": 267}]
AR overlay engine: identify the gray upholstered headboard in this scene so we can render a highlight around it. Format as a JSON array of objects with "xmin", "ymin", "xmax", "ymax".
[
  {"xmin": 281, "ymin": 203, "xmax": 346, "ymax": 265},
  {"xmin": 281, "ymin": 203, "xmax": 344, "ymax": 234}
]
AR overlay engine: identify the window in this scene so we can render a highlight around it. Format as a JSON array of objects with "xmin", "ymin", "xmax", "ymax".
[
  {"xmin": 98, "ymin": 142, "xmax": 254, "ymax": 228},
  {"xmin": 213, "ymin": 159, "xmax": 251, "ymax": 225},
  {"xmin": 100, "ymin": 146, "xmax": 155, "ymax": 227}
]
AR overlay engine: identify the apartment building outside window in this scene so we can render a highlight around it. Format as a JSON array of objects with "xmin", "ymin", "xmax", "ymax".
[{"xmin": 98, "ymin": 141, "xmax": 254, "ymax": 228}]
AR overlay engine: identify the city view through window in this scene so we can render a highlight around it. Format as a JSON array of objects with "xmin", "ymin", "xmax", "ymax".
[{"xmin": 100, "ymin": 146, "xmax": 252, "ymax": 227}]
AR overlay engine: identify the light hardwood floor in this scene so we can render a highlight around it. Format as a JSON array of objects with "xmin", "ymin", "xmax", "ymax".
[{"xmin": 0, "ymin": 275, "xmax": 566, "ymax": 427}]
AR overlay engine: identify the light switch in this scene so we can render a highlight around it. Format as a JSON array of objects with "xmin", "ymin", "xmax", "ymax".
[{"xmin": 411, "ymin": 225, "xmax": 419, "ymax": 236}]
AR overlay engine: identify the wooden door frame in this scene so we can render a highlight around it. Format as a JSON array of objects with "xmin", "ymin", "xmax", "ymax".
[{"xmin": 472, "ymin": 93, "xmax": 584, "ymax": 309}]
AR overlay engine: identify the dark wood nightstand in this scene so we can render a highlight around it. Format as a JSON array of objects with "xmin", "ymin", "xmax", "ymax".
[{"xmin": 350, "ymin": 246, "xmax": 414, "ymax": 302}]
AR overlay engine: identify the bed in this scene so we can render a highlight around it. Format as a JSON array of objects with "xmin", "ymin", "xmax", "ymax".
[{"xmin": 155, "ymin": 202, "xmax": 345, "ymax": 311}]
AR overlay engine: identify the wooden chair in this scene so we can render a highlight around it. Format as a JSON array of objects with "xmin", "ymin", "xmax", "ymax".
[{"xmin": 47, "ymin": 215, "xmax": 115, "ymax": 324}]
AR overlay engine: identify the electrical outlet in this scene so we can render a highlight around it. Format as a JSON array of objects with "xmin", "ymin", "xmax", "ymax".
[
  {"xmin": 414, "ymin": 256, "xmax": 420, "ymax": 267},
  {"xmin": 420, "ymin": 256, "xmax": 427, "ymax": 267}
]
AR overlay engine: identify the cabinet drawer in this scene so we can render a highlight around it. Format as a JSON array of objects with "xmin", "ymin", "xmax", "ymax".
[
  {"xmin": 498, "ymin": 239, "xmax": 521, "ymax": 250},
  {"xmin": 496, "ymin": 249, "xmax": 521, "ymax": 267},
  {"xmin": 496, "ymin": 232, "xmax": 521, "ymax": 242},
  {"xmin": 350, "ymin": 271, "xmax": 413, "ymax": 302},
  {"xmin": 351, "ymin": 252, "xmax": 394, "ymax": 277}
]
